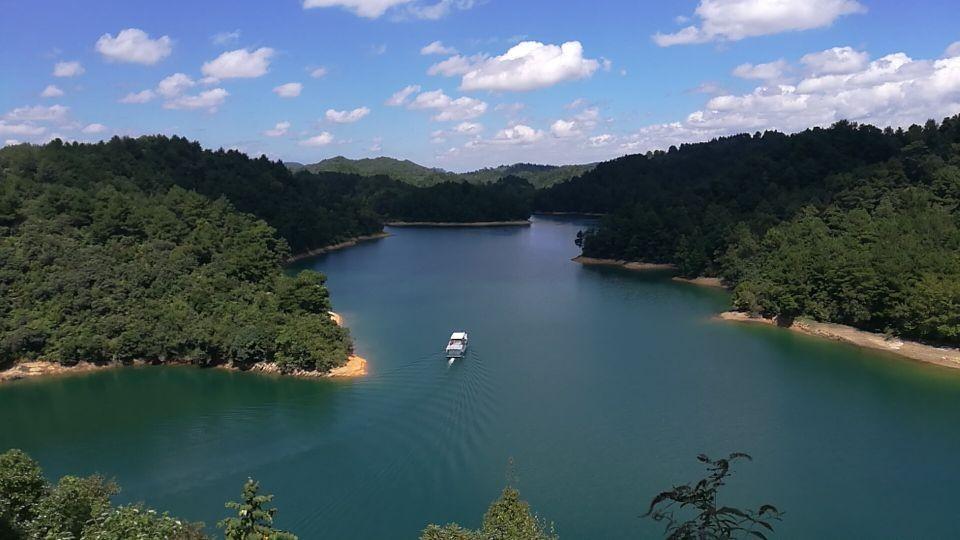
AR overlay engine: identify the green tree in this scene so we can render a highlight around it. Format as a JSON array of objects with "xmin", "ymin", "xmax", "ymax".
[
  {"xmin": 218, "ymin": 478, "xmax": 297, "ymax": 540},
  {"xmin": 29, "ymin": 475, "xmax": 119, "ymax": 539},
  {"xmin": 420, "ymin": 486, "xmax": 556, "ymax": 540},
  {"xmin": 0, "ymin": 449, "xmax": 48, "ymax": 537},
  {"xmin": 82, "ymin": 504, "xmax": 207, "ymax": 540}
]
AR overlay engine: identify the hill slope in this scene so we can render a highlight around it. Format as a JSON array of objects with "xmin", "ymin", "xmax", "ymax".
[{"xmin": 290, "ymin": 156, "xmax": 594, "ymax": 188}]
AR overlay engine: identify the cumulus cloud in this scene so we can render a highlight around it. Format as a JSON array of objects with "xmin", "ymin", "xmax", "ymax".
[
  {"xmin": 455, "ymin": 41, "xmax": 600, "ymax": 92},
  {"xmin": 421, "ymin": 40, "xmax": 458, "ymax": 55},
  {"xmin": 325, "ymin": 107, "xmax": 371, "ymax": 123},
  {"xmin": 310, "ymin": 67, "xmax": 328, "ymax": 78},
  {"xmin": 386, "ymin": 85, "xmax": 421, "ymax": 106},
  {"xmin": 53, "ymin": 61, "xmax": 84, "ymax": 77},
  {"xmin": 81, "ymin": 123, "xmax": 107, "ymax": 134},
  {"xmin": 0, "ymin": 121, "xmax": 46, "ymax": 137},
  {"xmin": 120, "ymin": 90, "xmax": 156, "ymax": 104},
  {"xmin": 6, "ymin": 105, "xmax": 69, "ymax": 122},
  {"xmin": 302, "ymin": 0, "xmax": 413, "ymax": 18},
  {"xmin": 454, "ymin": 121, "xmax": 483, "ymax": 134},
  {"xmin": 202, "ymin": 48, "xmax": 274, "ymax": 79},
  {"xmin": 800, "ymin": 46, "xmax": 869, "ymax": 75},
  {"xmin": 264, "ymin": 121, "xmax": 291, "ymax": 137},
  {"xmin": 40, "ymin": 85, "xmax": 64, "ymax": 98},
  {"xmin": 163, "ymin": 88, "xmax": 229, "ymax": 112},
  {"xmin": 96, "ymin": 28, "xmax": 172, "ymax": 65},
  {"xmin": 408, "ymin": 89, "xmax": 487, "ymax": 121},
  {"xmin": 299, "ymin": 132, "xmax": 335, "ymax": 146},
  {"xmin": 273, "ymin": 82, "xmax": 303, "ymax": 98},
  {"xmin": 654, "ymin": 0, "xmax": 866, "ymax": 46},
  {"xmin": 427, "ymin": 54, "xmax": 486, "ymax": 76},
  {"xmin": 732, "ymin": 59, "xmax": 788, "ymax": 80},
  {"xmin": 491, "ymin": 124, "xmax": 544, "ymax": 144},
  {"xmin": 156, "ymin": 73, "xmax": 195, "ymax": 98},
  {"xmin": 549, "ymin": 105, "xmax": 601, "ymax": 138},
  {"xmin": 947, "ymin": 42, "xmax": 960, "ymax": 58}
]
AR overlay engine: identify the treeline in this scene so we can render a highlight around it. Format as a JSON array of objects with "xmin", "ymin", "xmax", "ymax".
[{"xmin": 540, "ymin": 116, "xmax": 960, "ymax": 345}]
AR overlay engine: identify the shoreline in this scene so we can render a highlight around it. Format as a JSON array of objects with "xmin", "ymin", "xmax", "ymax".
[
  {"xmin": 572, "ymin": 255, "xmax": 677, "ymax": 271},
  {"xmin": 287, "ymin": 232, "xmax": 391, "ymax": 262},
  {"xmin": 385, "ymin": 220, "xmax": 531, "ymax": 227},
  {"xmin": 0, "ymin": 312, "xmax": 367, "ymax": 384},
  {"xmin": 717, "ymin": 311, "xmax": 960, "ymax": 369},
  {"xmin": 671, "ymin": 276, "xmax": 727, "ymax": 289},
  {"xmin": 534, "ymin": 211, "xmax": 606, "ymax": 217}
]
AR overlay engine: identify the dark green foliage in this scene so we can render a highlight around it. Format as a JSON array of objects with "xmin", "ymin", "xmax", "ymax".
[
  {"xmin": 0, "ymin": 450, "xmax": 47, "ymax": 537},
  {"xmin": 646, "ymin": 453, "xmax": 781, "ymax": 540},
  {"xmin": 420, "ymin": 487, "xmax": 557, "ymax": 540},
  {"xmin": 0, "ymin": 449, "xmax": 207, "ymax": 540},
  {"xmin": 219, "ymin": 478, "xmax": 297, "ymax": 540},
  {"xmin": 366, "ymin": 175, "xmax": 535, "ymax": 223},
  {"xmin": 543, "ymin": 115, "xmax": 960, "ymax": 345},
  {"xmin": 82, "ymin": 504, "xmax": 207, "ymax": 540},
  {"xmin": 0, "ymin": 139, "xmax": 351, "ymax": 372}
]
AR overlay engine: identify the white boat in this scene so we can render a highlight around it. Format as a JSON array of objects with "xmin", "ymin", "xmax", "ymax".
[{"xmin": 446, "ymin": 331, "xmax": 468, "ymax": 358}]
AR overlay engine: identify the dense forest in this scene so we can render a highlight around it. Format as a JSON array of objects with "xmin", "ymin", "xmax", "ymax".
[
  {"xmin": 0, "ymin": 136, "xmax": 535, "ymax": 370},
  {"xmin": 290, "ymin": 155, "xmax": 593, "ymax": 188},
  {"xmin": 540, "ymin": 116, "xmax": 960, "ymax": 345}
]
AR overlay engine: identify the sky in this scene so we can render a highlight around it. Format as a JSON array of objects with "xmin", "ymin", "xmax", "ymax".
[{"xmin": 1, "ymin": 0, "xmax": 959, "ymax": 171}]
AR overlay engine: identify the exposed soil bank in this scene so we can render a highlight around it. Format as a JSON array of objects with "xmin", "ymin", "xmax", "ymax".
[
  {"xmin": 287, "ymin": 232, "xmax": 391, "ymax": 262},
  {"xmin": 385, "ymin": 220, "xmax": 531, "ymax": 227},
  {"xmin": 572, "ymin": 256, "xmax": 677, "ymax": 271},
  {"xmin": 0, "ymin": 361, "xmax": 117, "ymax": 383},
  {"xmin": 718, "ymin": 311, "xmax": 960, "ymax": 368},
  {"xmin": 672, "ymin": 276, "xmax": 727, "ymax": 289}
]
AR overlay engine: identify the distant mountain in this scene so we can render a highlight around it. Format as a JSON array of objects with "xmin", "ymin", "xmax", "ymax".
[{"xmin": 289, "ymin": 156, "xmax": 594, "ymax": 188}]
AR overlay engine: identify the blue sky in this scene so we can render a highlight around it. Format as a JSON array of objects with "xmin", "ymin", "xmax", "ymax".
[{"xmin": 2, "ymin": 0, "xmax": 959, "ymax": 171}]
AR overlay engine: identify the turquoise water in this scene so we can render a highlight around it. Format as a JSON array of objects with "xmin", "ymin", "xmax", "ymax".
[{"xmin": 4, "ymin": 216, "xmax": 960, "ymax": 538}]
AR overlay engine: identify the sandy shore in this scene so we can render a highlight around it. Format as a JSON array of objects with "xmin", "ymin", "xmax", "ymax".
[
  {"xmin": 572, "ymin": 256, "xmax": 677, "ymax": 271},
  {"xmin": 287, "ymin": 232, "xmax": 390, "ymax": 262},
  {"xmin": 718, "ymin": 311, "xmax": 960, "ymax": 368},
  {"xmin": 534, "ymin": 211, "xmax": 606, "ymax": 217},
  {"xmin": 385, "ymin": 220, "xmax": 531, "ymax": 227},
  {"xmin": 672, "ymin": 276, "xmax": 727, "ymax": 289},
  {"xmin": 1, "ymin": 312, "xmax": 368, "ymax": 384}
]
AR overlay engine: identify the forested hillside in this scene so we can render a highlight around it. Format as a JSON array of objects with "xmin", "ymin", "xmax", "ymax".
[
  {"xmin": 541, "ymin": 116, "xmax": 960, "ymax": 344},
  {"xmin": 292, "ymin": 155, "xmax": 593, "ymax": 188}
]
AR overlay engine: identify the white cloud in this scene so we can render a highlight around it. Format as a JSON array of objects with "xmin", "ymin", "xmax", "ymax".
[
  {"xmin": 386, "ymin": 84, "xmax": 421, "ymax": 106},
  {"xmin": 299, "ymin": 132, "xmax": 335, "ymax": 146},
  {"xmin": 406, "ymin": 0, "xmax": 476, "ymax": 20},
  {"xmin": 6, "ymin": 105, "xmax": 69, "ymax": 122},
  {"xmin": 947, "ymin": 42, "xmax": 960, "ymax": 58},
  {"xmin": 427, "ymin": 54, "xmax": 486, "ymax": 76},
  {"xmin": 421, "ymin": 40, "xmax": 458, "ymax": 55},
  {"xmin": 3, "ymin": 139, "xmax": 21, "ymax": 146},
  {"xmin": 81, "ymin": 123, "xmax": 107, "ymax": 134},
  {"xmin": 801, "ymin": 46, "xmax": 869, "ymax": 74},
  {"xmin": 40, "ymin": 85, "xmax": 64, "ymax": 98},
  {"xmin": 302, "ymin": 0, "xmax": 413, "ymax": 18},
  {"xmin": 550, "ymin": 104, "xmax": 601, "ymax": 138},
  {"xmin": 491, "ymin": 124, "xmax": 544, "ymax": 144},
  {"xmin": 120, "ymin": 90, "xmax": 156, "ymax": 104},
  {"xmin": 457, "ymin": 41, "xmax": 600, "ymax": 92},
  {"xmin": 325, "ymin": 107, "xmax": 371, "ymax": 123},
  {"xmin": 588, "ymin": 134, "xmax": 615, "ymax": 147},
  {"xmin": 0, "ymin": 121, "xmax": 46, "ymax": 136},
  {"xmin": 273, "ymin": 82, "xmax": 303, "ymax": 98},
  {"xmin": 264, "ymin": 121, "xmax": 291, "ymax": 137},
  {"xmin": 96, "ymin": 28, "xmax": 172, "ymax": 65},
  {"xmin": 550, "ymin": 119, "xmax": 579, "ymax": 138},
  {"xmin": 53, "ymin": 61, "xmax": 84, "ymax": 77},
  {"xmin": 654, "ymin": 0, "xmax": 866, "ymax": 46},
  {"xmin": 408, "ymin": 89, "xmax": 487, "ymax": 121},
  {"xmin": 733, "ymin": 59, "xmax": 788, "ymax": 80},
  {"xmin": 310, "ymin": 66, "xmax": 328, "ymax": 78},
  {"xmin": 163, "ymin": 88, "xmax": 229, "ymax": 112},
  {"xmin": 157, "ymin": 73, "xmax": 195, "ymax": 98},
  {"xmin": 454, "ymin": 121, "xmax": 483, "ymax": 134},
  {"xmin": 202, "ymin": 48, "xmax": 274, "ymax": 79},
  {"xmin": 212, "ymin": 30, "xmax": 241, "ymax": 46}
]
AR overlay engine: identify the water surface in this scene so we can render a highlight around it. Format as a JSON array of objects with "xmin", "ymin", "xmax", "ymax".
[{"xmin": 3, "ymin": 217, "xmax": 960, "ymax": 538}]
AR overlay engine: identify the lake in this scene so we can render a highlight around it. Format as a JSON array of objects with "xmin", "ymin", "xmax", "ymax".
[{"xmin": 3, "ymin": 216, "xmax": 960, "ymax": 538}]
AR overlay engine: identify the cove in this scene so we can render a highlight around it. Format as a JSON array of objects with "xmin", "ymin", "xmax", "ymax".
[{"xmin": 3, "ymin": 216, "xmax": 960, "ymax": 538}]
